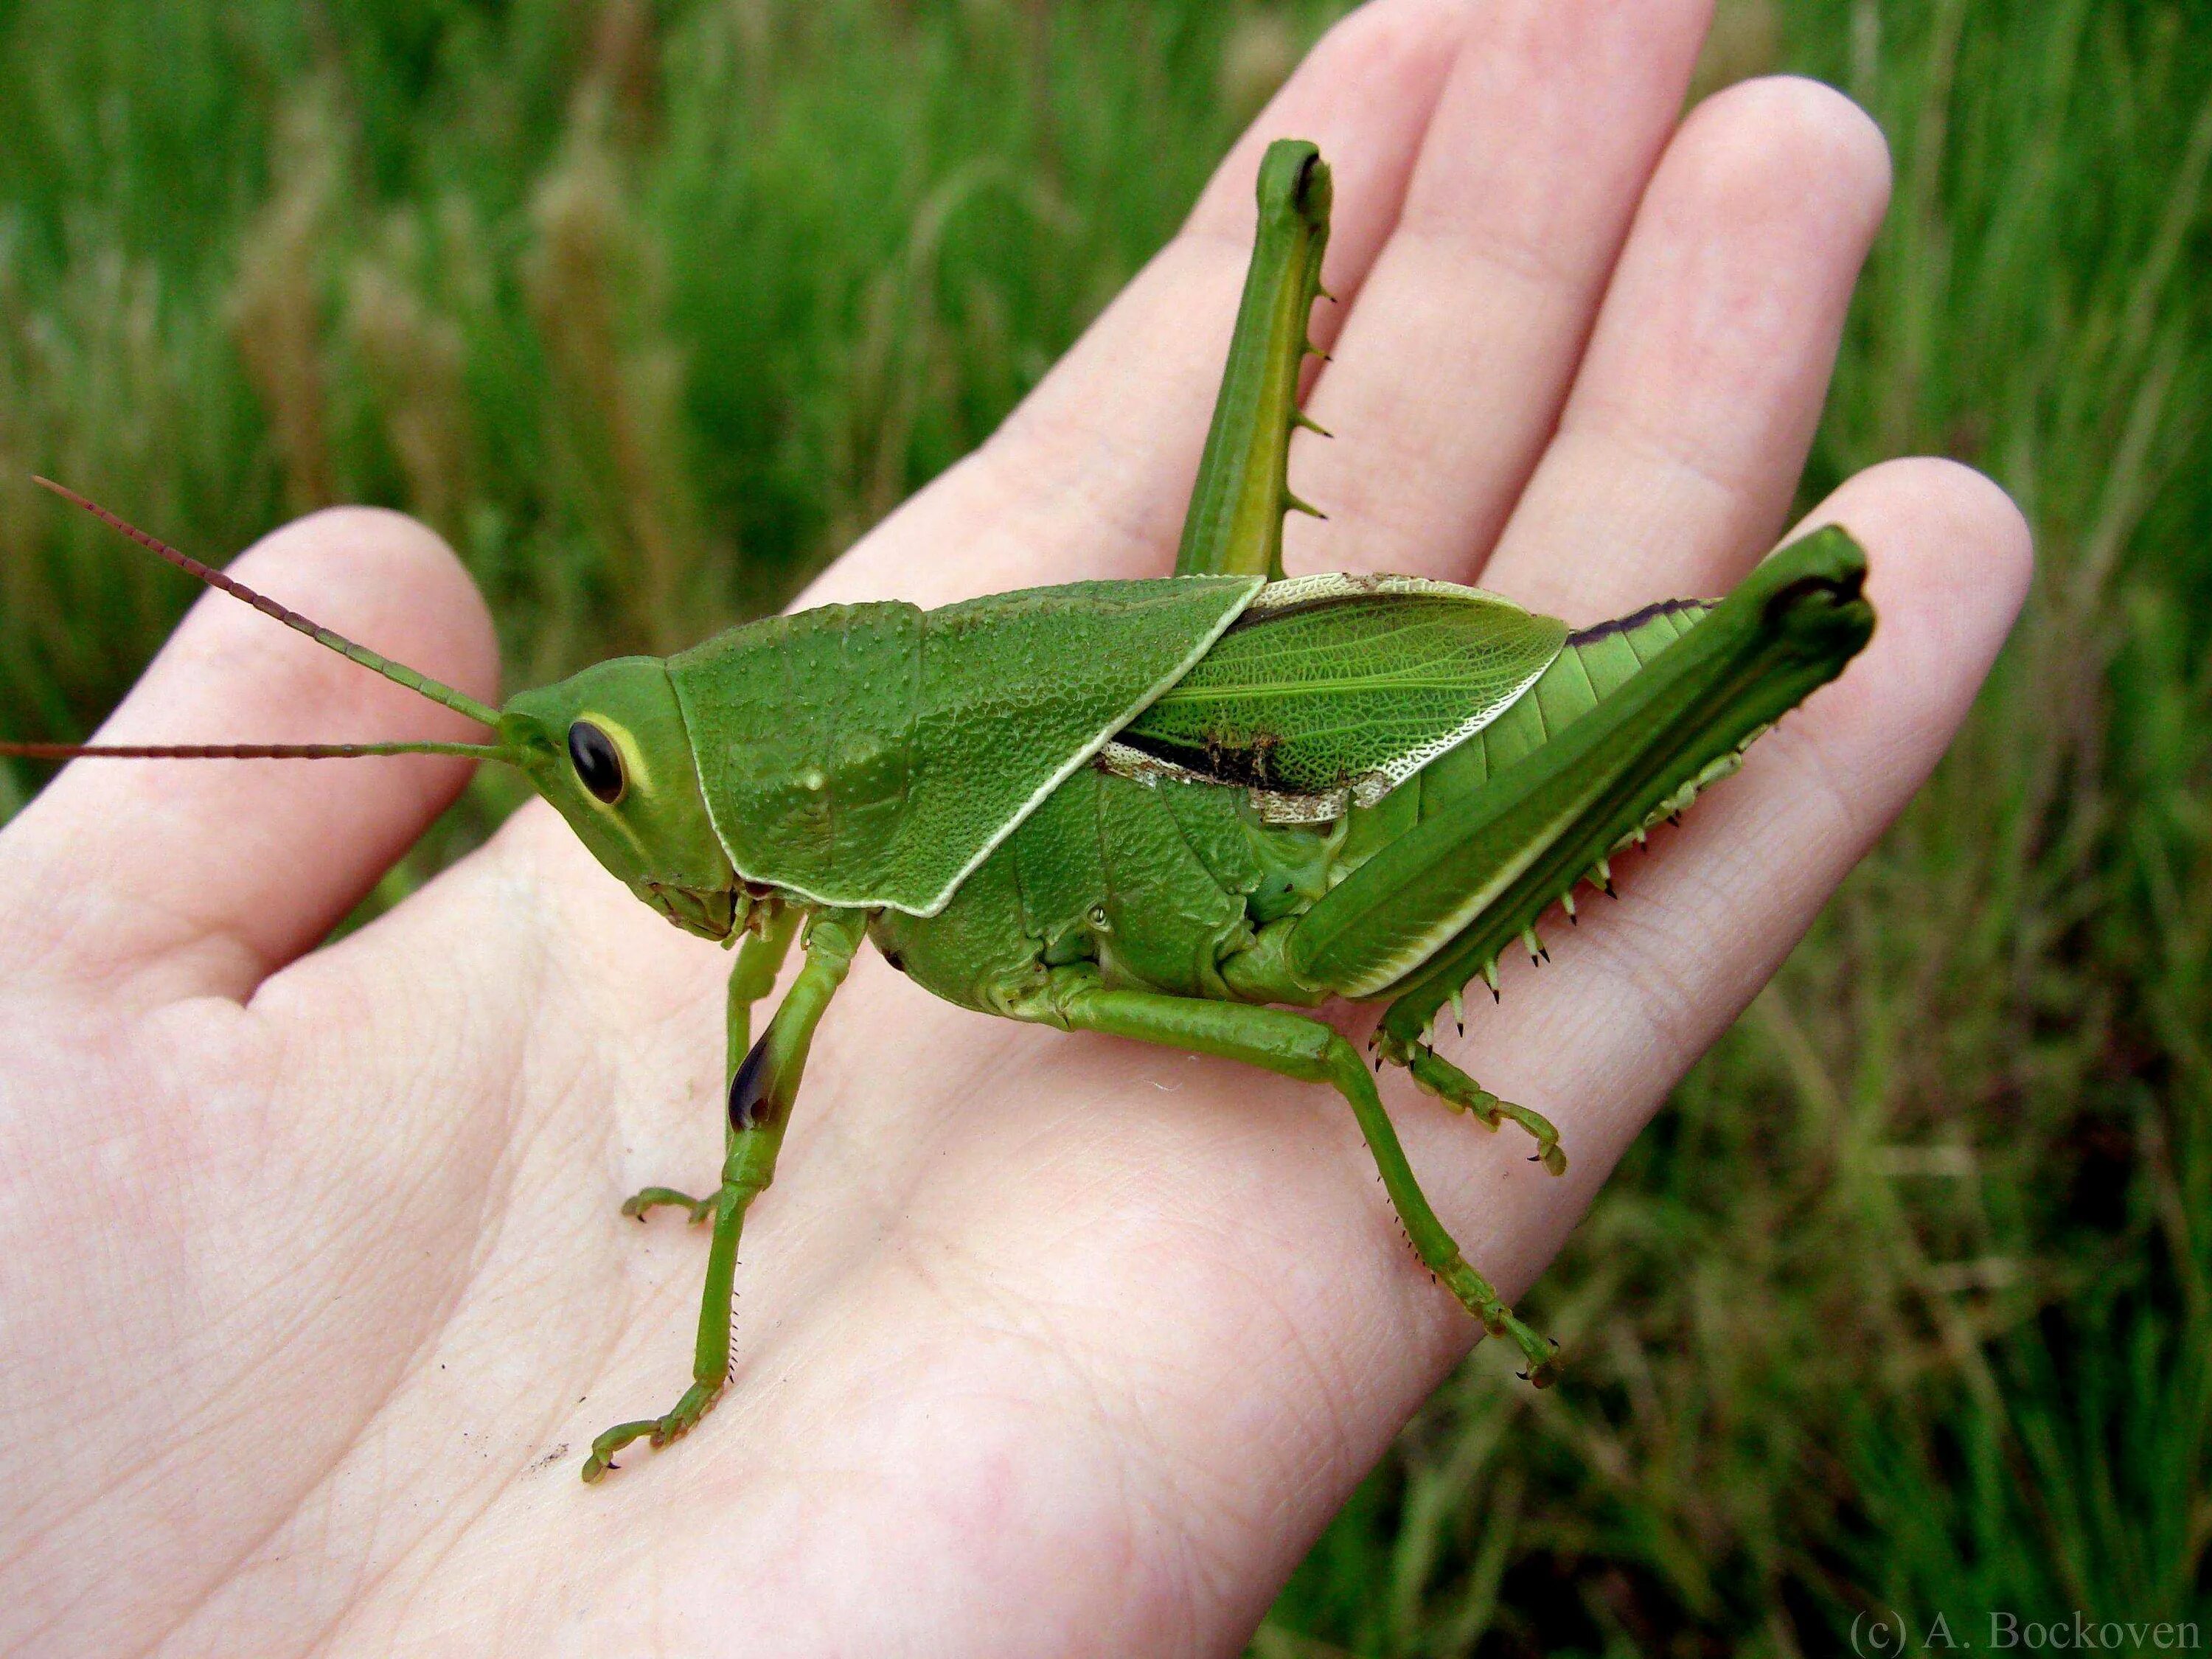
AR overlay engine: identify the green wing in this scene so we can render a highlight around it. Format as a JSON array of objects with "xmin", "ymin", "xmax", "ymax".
[
  {"xmin": 666, "ymin": 574, "xmax": 1262, "ymax": 915},
  {"xmin": 1107, "ymin": 574, "xmax": 1568, "ymax": 821}
]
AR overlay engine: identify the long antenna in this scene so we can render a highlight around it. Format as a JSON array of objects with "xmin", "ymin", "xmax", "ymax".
[
  {"xmin": 0, "ymin": 740, "xmax": 506, "ymax": 762},
  {"xmin": 30, "ymin": 477, "xmax": 504, "ymax": 729}
]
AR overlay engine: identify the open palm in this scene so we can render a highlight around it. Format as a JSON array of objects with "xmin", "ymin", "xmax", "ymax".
[{"xmin": 0, "ymin": 4, "xmax": 2028, "ymax": 1655}]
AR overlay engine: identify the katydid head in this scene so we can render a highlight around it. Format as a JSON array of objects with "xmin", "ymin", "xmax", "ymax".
[
  {"xmin": 4, "ymin": 480, "xmax": 748, "ymax": 943},
  {"xmin": 499, "ymin": 659, "xmax": 742, "ymax": 940}
]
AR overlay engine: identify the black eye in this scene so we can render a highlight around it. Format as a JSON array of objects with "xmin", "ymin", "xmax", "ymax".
[{"xmin": 568, "ymin": 720, "xmax": 626, "ymax": 804}]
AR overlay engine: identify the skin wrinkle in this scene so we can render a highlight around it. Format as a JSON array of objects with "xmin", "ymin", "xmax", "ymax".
[
  {"xmin": 1559, "ymin": 868, "xmax": 1728, "ymax": 1080},
  {"xmin": 729, "ymin": 1133, "xmax": 957, "ymax": 1385},
  {"xmin": 797, "ymin": 1392, "xmax": 1155, "ymax": 1658},
  {"xmin": 1393, "ymin": 5, "xmax": 1705, "ymax": 248},
  {"xmin": 0, "ymin": 858, "xmax": 82, "ymax": 981},
  {"xmin": 1298, "ymin": 316, "xmax": 1568, "ymax": 565},
  {"xmin": 1485, "ymin": 97, "xmax": 1891, "ymax": 610},
  {"xmin": 785, "ymin": 981, "xmax": 1032, "ymax": 1231},
  {"xmin": 1506, "ymin": 181, "xmax": 1885, "ymax": 583},
  {"xmin": 18, "ymin": 838, "xmax": 481, "ymax": 1024},
  {"xmin": 263, "ymin": 1014, "xmax": 495, "ymax": 1265},
  {"xmin": 292, "ymin": 1347, "xmax": 568, "ymax": 1659},
  {"xmin": 1392, "ymin": 203, "xmax": 1592, "ymax": 301},
  {"xmin": 1745, "ymin": 711, "xmax": 1877, "ymax": 858},
  {"xmin": 97, "ymin": 1245, "xmax": 421, "ymax": 1659},
  {"xmin": 947, "ymin": 445, "xmax": 1159, "ymax": 593},
  {"xmin": 864, "ymin": 1236, "xmax": 1228, "ymax": 1649},
  {"xmin": 601, "ymin": 1166, "xmax": 820, "ymax": 1399},
  {"xmin": 1116, "ymin": 1276, "xmax": 1358, "ymax": 1601},
  {"xmin": 232, "ymin": 1225, "xmax": 609, "ymax": 1659},
  {"xmin": 4, "ymin": 1057, "xmax": 343, "ymax": 1594},
  {"xmin": 972, "ymin": 243, "xmax": 1272, "ymax": 574},
  {"xmin": 149, "ymin": 871, "xmax": 563, "ymax": 1659},
  {"xmin": 1101, "ymin": 1172, "xmax": 1346, "ymax": 1410},
  {"xmin": 1550, "ymin": 417, "xmax": 1761, "ymax": 547},
  {"xmin": 75, "ymin": 896, "xmax": 271, "ymax": 1012},
  {"xmin": 912, "ymin": 1208, "xmax": 1169, "ymax": 1437},
  {"xmin": 1217, "ymin": 1262, "xmax": 1368, "ymax": 1502},
  {"xmin": 179, "ymin": 1186, "xmax": 478, "ymax": 1442},
  {"xmin": 775, "ymin": 999, "xmax": 956, "ymax": 1222},
  {"xmin": 848, "ymin": 1240, "xmax": 1153, "ymax": 1570}
]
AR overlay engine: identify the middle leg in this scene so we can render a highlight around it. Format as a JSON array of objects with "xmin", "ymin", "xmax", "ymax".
[{"xmin": 619, "ymin": 907, "xmax": 801, "ymax": 1223}]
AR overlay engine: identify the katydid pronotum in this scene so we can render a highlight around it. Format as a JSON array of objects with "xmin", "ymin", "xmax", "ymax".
[{"xmin": 0, "ymin": 139, "xmax": 1874, "ymax": 1483}]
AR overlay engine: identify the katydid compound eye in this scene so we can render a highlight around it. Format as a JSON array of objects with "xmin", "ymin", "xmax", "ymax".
[{"xmin": 568, "ymin": 720, "xmax": 625, "ymax": 804}]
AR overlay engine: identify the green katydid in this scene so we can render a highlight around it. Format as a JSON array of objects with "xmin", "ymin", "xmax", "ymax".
[{"xmin": 0, "ymin": 139, "xmax": 1874, "ymax": 1484}]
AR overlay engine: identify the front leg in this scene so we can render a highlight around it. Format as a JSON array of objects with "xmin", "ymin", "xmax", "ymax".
[
  {"xmin": 583, "ymin": 908, "xmax": 865, "ymax": 1483},
  {"xmin": 618, "ymin": 908, "xmax": 801, "ymax": 1222}
]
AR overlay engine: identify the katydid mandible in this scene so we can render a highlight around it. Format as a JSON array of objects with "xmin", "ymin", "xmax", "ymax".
[{"xmin": 1, "ymin": 140, "xmax": 1875, "ymax": 1483}]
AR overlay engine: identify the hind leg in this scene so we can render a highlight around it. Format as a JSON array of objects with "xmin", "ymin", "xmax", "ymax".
[
  {"xmin": 1039, "ymin": 972, "xmax": 1557, "ymax": 1382},
  {"xmin": 1397, "ymin": 1040, "xmax": 1567, "ymax": 1178}
]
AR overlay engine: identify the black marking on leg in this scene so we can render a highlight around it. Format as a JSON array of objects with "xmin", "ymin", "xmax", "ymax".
[{"xmin": 727, "ymin": 1030, "xmax": 776, "ymax": 1131}]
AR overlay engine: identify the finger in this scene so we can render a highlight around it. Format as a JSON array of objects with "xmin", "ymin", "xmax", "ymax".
[
  {"xmin": 1281, "ymin": 0, "xmax": 1717, "ymax": 580},
  {"xmin": 1405, "ymin": 459, "xmax": 2032, "ymax": 1336},
  {"xmin": 1480, "ymin": 77, "xmax": 1893, "ymax": 619},
  {"xmin": 0, "ymin": 507, "xmax": 498, "ymax": 1003},
  {"xmin": 810, "ymin": 0, "xmax": 1473, "ymax": 608}
]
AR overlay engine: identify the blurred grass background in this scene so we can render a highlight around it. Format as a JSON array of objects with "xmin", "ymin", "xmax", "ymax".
[{"xmin": 1, "ymin": 0, "xmax": 2206, "ymax": 1650}]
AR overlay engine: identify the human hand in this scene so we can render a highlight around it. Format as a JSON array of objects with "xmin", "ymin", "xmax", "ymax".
[{"xmin": 0, "ymin": 3, "xmax": 2028, "ymax": 1654}]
